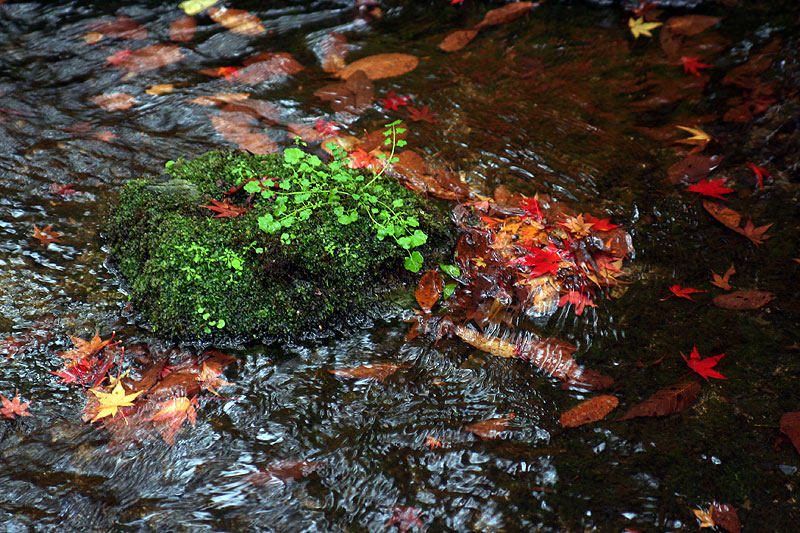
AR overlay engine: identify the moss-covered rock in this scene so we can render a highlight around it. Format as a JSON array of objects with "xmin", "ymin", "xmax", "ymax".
[{"xmin": 104, "ymin": 150, "xmax": 453, "ymax": 342}]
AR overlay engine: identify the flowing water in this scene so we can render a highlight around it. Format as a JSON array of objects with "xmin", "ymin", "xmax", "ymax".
[{"xmin": 1, "ymin": 1, "xmax": 799, "ymax": 531}]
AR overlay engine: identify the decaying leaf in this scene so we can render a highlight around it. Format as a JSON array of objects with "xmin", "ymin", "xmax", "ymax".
[
  {"xmin": 246, "ymin": 459, "xmax": 324, "ymax": 486},
  {"xmin": 208, "ymin": 7, "xmax": 265, "ymax": 36},
  {"xmin": 106, "ymin": 44, "xmax": 184, "ymax": 72},
  {"xmin": 169, "ymin": 16, "xmax": 197, "ymax": 42},
  {"xmin": 315, "ymin": 70, "xmax": 374, "ymax": 115},
  {"xmin": 336, "ymin": 53, "xmax": 419, "ymax": 81},
  {"xmin": 664, "ymin": 15, "xmax": 722, "ymax": 37},
  {"xmin": 210, "ymin": 113, "xmax": 277, "ymax": 154},
  {"xmin": 780, "ymin": 412, "xmax": 800, "ymax": 455},
  {"xmin": 559, "ymin": 395, "xmax": 618, "ymax": 428},
  {"xmin": 89, "ymin": 15, "xmax": 147, "ymax": 40},
  {"xmin": 619, "ymin": 381, "xmax": 701, "ymax": 421},
  {"xmin": 710, "ymin": 502, "xmax": 742, "ymax": 533},
  {"xmin": 667, "ymin": 154, "xmax": 723, "ymax": 185},
  {"xmin": 319, "ymin": 32, "xmax": 349, "ymax": 73},
  {"xmin": 713, "ymin": 290, "xmax": 773, "ymax": 310},
  {"xmin": 439, "ymin": 29, "xmax": 478, "ymax": 52},
  {"xmin": 475, "ymin": 2, "xmax": 534, "ymax": 30},
  {"xmin": 702, "ymin": 200, "xmax": 772, "ymax": 246},
  {"xmin": 329, "ymin": 363, "xmax": 403, "ymax": 382},
  {"xmin": 91, "ymin": 92, "xmax": 136, "ymax": 111},
  {"xmin": 236, "ymin": 52, "xmax": 304, "ymax": 84}
]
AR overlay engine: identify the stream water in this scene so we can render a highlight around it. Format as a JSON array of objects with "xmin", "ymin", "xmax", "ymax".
[{"xmin": 1, "ymin": 1, "xmax": 799, "ymax": 531}]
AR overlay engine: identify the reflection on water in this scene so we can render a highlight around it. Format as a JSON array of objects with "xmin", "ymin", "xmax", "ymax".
[{"xmin": 1, "ymin": 0, "xmax": 799, "ymax": 531}]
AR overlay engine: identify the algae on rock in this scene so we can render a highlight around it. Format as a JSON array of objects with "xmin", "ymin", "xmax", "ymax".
[{"xmin": 104, "ymin": 150, "xmax": 452, "ymax": 342}]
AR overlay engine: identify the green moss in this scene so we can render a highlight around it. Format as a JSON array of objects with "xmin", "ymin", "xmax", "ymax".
[{"xmin": 104, "ymin": 150, "xmax": 452, "ymax": 342}]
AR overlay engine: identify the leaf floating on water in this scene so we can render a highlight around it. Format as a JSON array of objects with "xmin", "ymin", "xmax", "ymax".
[
  {"xmin": 315, "ymin": 69, "xmax": 374, "ymax": 115},
  {"xmin": 329, "ymin": 363, "xmax": 403, "ymax": 382},
  {"xmin": 208, "ymin": 7, "xmax": 265, "ymax": 36},
  {"xmin": 464, "ymin": 414, "xmax": 514, "ymax": 440},
  {"xmin": 559, "ymin": 395, "xmax": 619, "ymax": 428},
  {"xmin": 474, "ymin": 2, "xmax": 534, "ymax": 30},
  {"xmin": 246, "ymin": 459, "xmax": 325, "ymax": 486},
  {"xmin": 415, "ymin": 270, "xmax": 442, "ymax": 313},
  {"xmin": 92, "ymin": 92, "xmax": 136, "ymax": 111},
  {"xmin": 169, "ymin": 16, "xmax": 197, "ymax": 42},
  {"xmin": 336, "ymin": 53, "xmax": 419, "ymax": 81},
  {"xmin": 89, "ymin": 15, "xmax": 147, "ymax": 40},
  {"xmin": 32, "ymin": 224, "xmax": 63, "ymax": 245},
  {"xmin": 619, "ymin": 381, "xmax": 701, "ymax": 421},
  {"xmin": 179, "ymin": 0, "xmax": 218, "ymax": 16},
  {"xmin": 713, "ymin": 290, "xmax": 773, "ymax": 310},
  {"xmin": 87, "ymin": 382, "xmax": 143, "ymax": 422},
  {"xmin": 780, "ymin": 412, "xmax": 800, "ymax": 455},
  {"xmin": 439, "ymin": 29, "xmax": 478, "ymax": 52},
  {"xmin": 106, "ymin": 44, "xmax": 184, "ymax": 72},
  {"xmin": 0, "ymin": 391, "xmax": 32, "ymax": 419}
]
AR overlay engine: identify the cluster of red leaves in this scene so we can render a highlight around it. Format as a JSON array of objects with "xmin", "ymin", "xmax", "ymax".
[
  {"xmin": 408, "ymin": 189, "xmax": 631, "ymax": 390},
  {"xmin": 48, "ymin": 332, "xmax": 234, "ymax": 447}
]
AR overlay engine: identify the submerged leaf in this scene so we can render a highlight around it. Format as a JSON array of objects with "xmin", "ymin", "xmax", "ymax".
[
  {"xmin": 559, "ymin": 395, "xmax": 618, "ymax": 428},
  {"xmin": 208, "ymin": 7, "xmax": 265, "ymax": 36},
  {"xmin": 713, "ymin": 290, "xmax": 773, "ymax": 310},
  {"xmin": 329, "ymin": 363, "xmax": 403, "ymax": 382},
  {"xmin": 619, "ymin": 381, "xmax": 701, "ymax": 421},
  {"xmin": 336, "ymin": 53, "xmax": 419, "ymax": 80}
]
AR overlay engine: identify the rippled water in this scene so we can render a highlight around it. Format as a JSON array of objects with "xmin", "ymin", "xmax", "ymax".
[{"xmin": 1, "ymin": 1, "xmax": 799, "ymax": 531}]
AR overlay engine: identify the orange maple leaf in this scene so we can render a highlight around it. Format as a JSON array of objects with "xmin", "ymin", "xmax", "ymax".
[
  {"xmin": 1, "ymin": 391, "xmax": 32, "ymax": 419},
  {"xmin": 710, "ymin": 264, "xmax": 735, "ymax": 290},
  {"xmin": 740, "ymin": 219, "xmax": 772, "ymax": 247},
  {"xmin": 59, "ymin": 332, "xmax": 115, "ymax": 364},
  {"xmin": 32, "ymin": 224, "xmax": 63, "ymax": 245}
]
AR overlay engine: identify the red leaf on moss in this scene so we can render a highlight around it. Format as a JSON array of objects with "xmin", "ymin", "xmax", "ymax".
[
  {"xmin": 386, "ymin": 505, "xmax": 425, "ymax": 533},
  {"xmin": 199, "ymin": 198, "xmax": 247, "ymax": 218},
  {"xmin": 314, "ymin": 118, "xmax": 340, "ymax": 135},
  {"xmin": 682, "ymin": 346, "xmax": 726, "ymax": 382}
]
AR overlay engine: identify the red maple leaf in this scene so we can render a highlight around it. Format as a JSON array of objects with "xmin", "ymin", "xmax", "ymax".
[
  {"xmin": 49, "ymin": 183, "xmax": 79, "ymax": 196},
  {"xmin": 509, "ymin": 245, "xmax": 564, "ymax": 278},
  {"xmin": 199, "ymin": 66, "xmax": 241, "ymax": 81},
  {"xmin": 1, "ymin": 391, "xmax": 32, "ymax": 419},
  {"xmin": 745, "ymin": 162, "xmax": 770, "ymax": 189},
  {"xmin": 661, "ymin": 284, "xmax": 706, "ymax": 302},
  {"xmin": 582, "ymin": 213, "xmax": 621, "ymax": 231},
  {"xmin": 681, "ymin": 56, "xmax": 712, "ymax": 76},
  {"xmin": 32, "ymin": 224, "xmax": 63, "ymax": 245},
  {"xmin": 386, "ymin": 505, "xmax": 425, "ymax": 532},
  {"xmin": 347, "ymin": 148, "xmax": 380, "ymax": 170},
  {"xmin": 518, "ymin": 196, "xmax": 543, "ymax": 221},
  {"xmin": 681, "ymin": 346, "xmax": 727, "ymax": 382},
  {"xmin": 450, "ymin": 0, "xmax": 465, "ymax": 5},
  {"xmin": 406, "ymin": 105, "xmax": 439, "ymax": 123},
  {"xmin": 199, "ymin": 198, "xmax": 247, "ymax": 218},
  {"xmin": 381, "ymin": 90, "xmax": 410, "ymax": 112},
  {"xmin": 686, "ymin": 178, "xmax": 735, "ymax": 201},
  {"xmin": 314, "ymin": 118, "xmax": 340, "ymax": 135},
  {"xmin": 105, "ymin": 49, "xmax": 132, "ymax": 66},
  {"xmin": 558, "ymin": 290, "xmax": 598, "ymax": 316}
]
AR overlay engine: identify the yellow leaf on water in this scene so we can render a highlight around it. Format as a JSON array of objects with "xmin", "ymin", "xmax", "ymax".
[
  {"xmin": 692, "ymin": 507, "xmax": 715, "ymax": 529},
  {"xmin": 89, "ymin": 382, "xmax": 142, "ymax": 422},
  {"xmin": 208, "ymin": 7, "xmax": 265, "ymax": 36},
  {"xmin": 146, "ymin": 84, "xmax": 174, "ymax": 96},
  {"xmin": 675, "ymin": 125, "xmax": 712, "ymax": 146},
  {"xmin": 179, "ymin": 0, "xmax": 218, "ymax": 16},
  {"xmin": 629, "ymin": 17, "xmax": 663, "ymax": 39}
]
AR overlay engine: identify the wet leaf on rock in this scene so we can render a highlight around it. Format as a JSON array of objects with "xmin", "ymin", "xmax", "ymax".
[
  {"xmin": 415, "ymin": 270, "xmax": 442, "ymax": 313},
  {"xmin": 710, "ymin": 502, "xmax": 742, "ymax": 533},
  {"xmin": 319, "ymin": 32, "xmax": 349, "ymax": 73},
  {"xmin": 315, "ymin": 70, "xmax": 374, "ymax": 115},
  {"xmin": 210, "ymin": 113, "xmax": 277, "ymax": 154},
  {"xmin": 1, "ymin": 392, "xmax": 32, "ymax": 419},
  {"xmin": 329, "ymin": 363, "xmax": 404, "ymax": 382},
  {"xmin": 713, "ymin": 290, "xmax": 774, "ymax": 310},
  {"xmin": 559, "ymin": 395, "xmax": 618, "ymax": 428},
  {"xmin": 169, "ymin": 16, "xmax": 197, "ymax": 42},
  {"xmin": 89, "ymin": 15, "xmax": 147, "ymax": 40},
  {"xmin": 236, "ymin": 52, "xmax": 303, "ymax": 84},
  {"xmin": 335, "ymin": 53, "xmax": 419, "ymax": 80},
  {"xmin": 106, "ymin": 44, "xmax": 184, "ymax": 72},
  {"xmin": 619, "ymin": 381, "xmax": 701, "ymax": 421}
]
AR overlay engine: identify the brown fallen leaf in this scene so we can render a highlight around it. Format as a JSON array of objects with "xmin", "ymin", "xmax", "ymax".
[
  {"xmin": 92, "ymin": 92, "xmax": 136, "ymax": 111},
  {"xmin": 208, "ymin": 7, "xmax": 265, "ymax": 36},
  {"xmin": 89, "ymin": 15, "xmax": 147, "ymax": 40},
  {"xmin": 464, "ymin": 414, "xmax": 514, "ymax": 440},
  {"xmin": 329, "ymin": 363, "xmax": 403, "ymax": 382},
  {"xmin": 236, "ymin": 52, "xmax": 303, "ymax": 84},
  {"xmin": 107, "ymin": 44, "xmax": 184, "ymax": 72},
  {"xmin": 188, "ymin": 92, "xmax": 250, "ymax": 106},
  {"xmin": 32, "ymin": 224, "xmax": 63, "ymax": 245},
  {"xmin": 246, "ymin": 459, "xmax": 324, "ymax": 486},
  {"xmin": 145, "ymin": 84, "xmax": 174, "ymax": 96},
  {"xmin": 702, "ymin": 200, "xmax": 772, "ymax": 246},
  {"xmin": 664, "ymin": 15, "xmax": 722, "ymax": 37},
  {"xmin": 780, "ymin": 412, "xmax": 800, "ymax": 455},
  {"xmin": 415, "ymin": 270, "xmax": 442, "ymax": 313},
  {"xmin": 439, "ymin": 29, "xmax": 478, "ymax": 52},
  {"xmin": 169, "ymin": 16, "xmax": 197, "ymax": 42},
  {"xmin": 710, "ymin": 502, "xmax": 742, "ymax": 533},
  {"xmin": 667, "ymin": 154, "xmax": 723, "ymax": 185},
  {"xmin": 314, "ymin": 70, "xmax": 373, "ymax": 115},
  {"xmin": 711, "ymin": 264, "xmax": 735, "ymax": 290},
  {"xmin": 619, "ymin": 381, "xmax": 701, "ymax": 421},
  {"xmin": 713, "ymin": 290, "xmax": 773, "ymax": 310},
  {"xmin": 335, "ymin": 53, "xmax": 419, "ymax": 80},
  {"xmin": 210, "ymin": 113, "xmax": 277, "ymax": 154},
  {"xmin": 474, "ymin": 2, "xmax": 534, "ymax": 30},
  {"xmin": 559, "ymin": 395, "xmax": 619, "ymax": 428}
]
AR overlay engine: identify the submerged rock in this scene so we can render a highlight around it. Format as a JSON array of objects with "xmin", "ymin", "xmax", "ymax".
[{"xmin": 104, "ymin": 150, "xmax": 452, "ymax": 342}]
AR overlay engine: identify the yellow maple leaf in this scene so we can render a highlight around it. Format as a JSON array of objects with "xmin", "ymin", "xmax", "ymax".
[
  {"xmin": 560, "ymin": 214, "xmax": 594, "ymax": 237},
  {"xmin": 89, "ymin": 382, "xmax": 142, "ymax": 422},
  {"xmin": 628, "ymin": 17, "xmax": 663, "ymax": 39},
  {"xmin": 676, "ymin": 125, "xmax": 712, "ymax": 146},
  {"xmin": 692, "ymin": 507, "xmax": 715, "ymax": 529},
  {"xmin": 179, "ymin": 0, "xmax": 218, "ymax": 16}
]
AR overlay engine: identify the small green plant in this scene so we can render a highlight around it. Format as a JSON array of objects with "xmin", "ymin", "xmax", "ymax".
[{"xmin": 244, "ymin": 120, "xmax": 428, "ymax": 272}]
